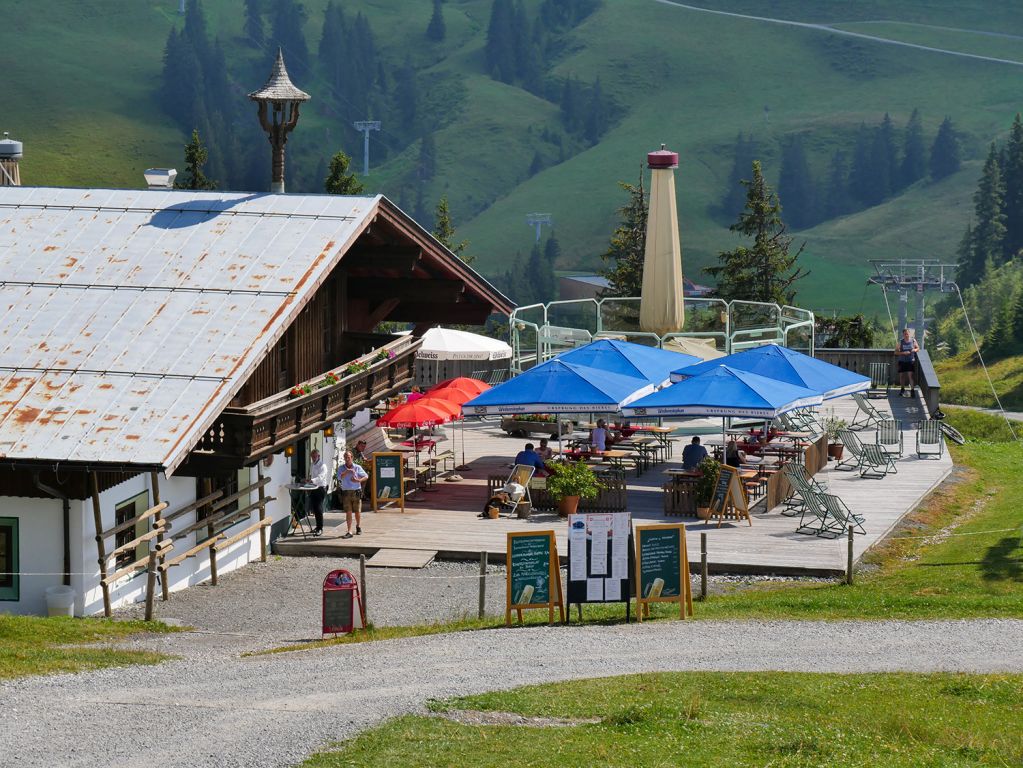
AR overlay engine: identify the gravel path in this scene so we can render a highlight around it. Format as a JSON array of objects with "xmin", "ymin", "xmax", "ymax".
[{"xmin": 3, "ymin": 619, "xmax": 1022, "ymax": 768}]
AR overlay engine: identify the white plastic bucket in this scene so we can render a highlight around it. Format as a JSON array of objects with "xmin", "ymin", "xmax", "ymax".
[{"xmin": 44, "ymin": 585, "xmax": 75, "ymax": 617}]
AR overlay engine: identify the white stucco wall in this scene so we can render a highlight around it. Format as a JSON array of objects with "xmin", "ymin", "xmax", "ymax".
[{"xmin": 0, "ymin": 497, "xmax": 65, "ymax": 615}]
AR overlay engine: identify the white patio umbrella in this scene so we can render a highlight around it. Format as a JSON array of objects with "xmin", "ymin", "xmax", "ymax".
[{"xmin": 411, "ymin": 327, "xmax": 512, "ymax": 383}]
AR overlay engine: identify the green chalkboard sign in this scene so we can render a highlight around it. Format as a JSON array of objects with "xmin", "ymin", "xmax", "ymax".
[
  {"xmin": 506, "ymin": 531, "xmax": 564, "ymax": 625},
  {"xmin": 711, "ymin": 466, "xmax": 732, "ymax": 512},
  {"xmin": 637, "ymin": 527, "xmax": 683, "ymax": 599},
  {"xmin": 371, "ymin": 452, "xmax": 405, "ymax": 512}
]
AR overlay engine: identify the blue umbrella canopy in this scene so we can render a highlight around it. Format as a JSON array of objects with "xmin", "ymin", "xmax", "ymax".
[
  {"xmin": 556, "ymin": 339, "xmax": 700, "ymax": 386},
  {"xmin": 623, "ymin": 365, "xmax": 823, "ymax": 419},
  {"xmin": 670, "ymin": 344, "xmax": 869, "ymax": 399},
  {"xmin": 464, "ymin": 359, "xmax": 653, "ymax": 415}
]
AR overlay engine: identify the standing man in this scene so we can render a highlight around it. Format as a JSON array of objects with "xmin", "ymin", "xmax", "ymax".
[
  {"xmin": 337, "ymin": 450, "xmax": 369, "ymax": 539},
  {"xmin": 308, "ymin": 448, "xmax": 330, "ymax": 537},
  {"xmin": 895, "ymin": 328, "xmax": 920, "ymax": 397}
]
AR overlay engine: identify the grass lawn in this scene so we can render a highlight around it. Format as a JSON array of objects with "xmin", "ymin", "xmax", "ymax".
[
  {"xmin": 304, "ymin": 671, "xmax": 1023, "ymax": 767},
  {"xmin": 935, "ymin": 353, "xmax": 1023, "ymax": 410},
  {"xmin": 0, "ymin": 615, "xmax": 175, "ymax": 680}
]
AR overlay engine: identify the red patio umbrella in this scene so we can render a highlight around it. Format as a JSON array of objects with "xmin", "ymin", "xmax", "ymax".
[
  {"xmin": 429, "ymin": 377, "xmax": 490, "ymax": 397},
  {"xmin": 376, "ymin": 400, "xmax": 454, "ymax": 429},
  {"xmin": 422, "ymin": 387, "xmax": 479, "ymax": 471}
]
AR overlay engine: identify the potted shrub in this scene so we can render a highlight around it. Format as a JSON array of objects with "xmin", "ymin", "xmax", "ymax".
[
  {"xmin": 823, "ymin": 413, "xmax": 848, "ymax": 460},
  {"xmin": 546, "ymin": 460, "xmax": 603, "ymax": 516},
  {"xmin": 694, "ymin": 456, "xmax": 721, "ymax": 519}
]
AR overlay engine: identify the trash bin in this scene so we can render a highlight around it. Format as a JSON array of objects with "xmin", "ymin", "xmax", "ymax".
[{"xmin": 44, "ymin": 585, "xmax": 75, "ymax": 617}]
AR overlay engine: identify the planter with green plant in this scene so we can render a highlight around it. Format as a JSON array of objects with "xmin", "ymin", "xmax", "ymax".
[
  {"xmin": 694, "ymin": 456, "xmax": 721, "ymax": 519},
  {"xmin": 546, "ymin": 460, "xmax": 603, "ymax": 516},
  {"xmin": 823, "ymin": 412, "xmax": 848, "ymax": 460}
]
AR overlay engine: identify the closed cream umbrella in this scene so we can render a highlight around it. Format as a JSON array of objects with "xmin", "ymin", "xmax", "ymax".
[{"xmin": 639, "ymin": 145, "xmax": 685, "ymax": 336}]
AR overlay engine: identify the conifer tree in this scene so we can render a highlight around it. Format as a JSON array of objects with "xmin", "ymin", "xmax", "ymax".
[
  {"xmin": 485, "ymin": 0, "xmax": 516, "ymax": 83},
  {"xmin": 599, "ymin": 175, "xmax": 647, "ymax": 297},
  {"xmin": 271, "ymin": 0, "xmax": 309, "ymax": 72},
  {"xmin": 526, "ymin": 242, "xmax": 556, "ymax": 302},
  {"xmin": 849, "ymin": 123, "xmax": 874, "ymax": 207},
  {"xmin": 319, "ymin": 1, "xmax": 347, "ymax": 92},
  {"xmin": 559, "ymin": 75, "xmax": 582, "ymax": 133},
  {"xmin": 877, "ymin": 112, "xmax": 899, "ymax": 194},
  {"xmin": 1010, "ymin": 289, "xmax": 1023, "ymax": 354},
  {"xmin": 426, "ymin": 0, "xmax": 446, "ymax": 41},
  {"xmin": 393, "ymin": 58, "xmax": 419, "ymax": 134},
  {"xmin": 778, "ymin": 134, "xmax": 816, "ymax": 229},
  {"xmin": 971, "ymin": 143, "xmax": 1007, "ymax": 279},
  {"xmin": 544, "ymin": 233, "xmax": 561, "ymax": 264},
  {"xmin": 955, "ymin": 222, "xmax": 974, "ymax": 289},
  {"xmin": 823, "ymin": 149, "xmax": 853, "ymax": 220},
  {"xmin": 418, "ymin": 133, "xmax": 436, "ymax": 182},
  {"xmin": 720, "ymin": 133, "xmax": 758, "ymax": 222},
  {"xmin": 434, "ymin": 196, "xmax": 473, "ymax": 264},
  {"xmin": 176, "ymin": 129, "xmax": 218, "ymax": 190},
  {"xmin": 244, "ymin": 0, "xmax": 264, "ymax": 46},
  {"xmin": 1001, "ymin": 114, "xmax": 1023, "ymax": 260},
  {"xmin": 930, "ymin": 117, "xmax": 961, "ymax": 181},
  {"xmin": 583, "ymin": 78, "xmax": 608, "ymax": 144},
  {"xmin": 707, "ymin": 160, "xmax": 807, "ymax": 304},
  {"xmin": 324, "ymin": 151, "xmax": 365, "ymax": 195},
  {"xmin": 512, "ymin": 0, "xmax": 531, "ymax": 80},
  {"xmin": 900, "ymin": 108, "xmax": 927, "ymax": 188}
]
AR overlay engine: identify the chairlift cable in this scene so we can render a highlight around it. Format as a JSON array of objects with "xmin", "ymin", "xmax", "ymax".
[
  {"xmin": 880, "ymin": 285, "xmax": 897, "ymax": 343},
  {"xmin": 953, "ymin": 284, "xmax": 1019, "ymax": 441}
]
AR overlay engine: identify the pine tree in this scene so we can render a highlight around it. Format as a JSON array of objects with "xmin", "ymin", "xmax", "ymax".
[
  {"xmin": 324, "ymin": 151, "xmax": 365, "ymax": 195},
  {"xmin": 706, "ymin": 160, "xmax": 808, "ymax": 304},
  {"xmin": 559, "ymin": 75, "xmax": 582, "ymax": 133},
  {"xmin": 778, "ymin": 134, "xmax": 816, "ymax": 229},
  {"xmin": 176, "ymin": 129, "xmax": 217, "ymax": 190},
  {"xmin": 955, "ymin": 223, "xmax": 976, "ymax": 290},
  {"xmin": 583, "ymin": 77, "xmax": 608, "ymax": 144},
  {"xmin": 598, "ymin": 175, "xmax": 647, "ymax": 297},
  {"xmin": 319, "ymin": 1, "xmax": 347, "ymax": 92},
  {"xmin": 900, "ymin": 108, "xmax": 927, "ymax": 188},
  {"xmin": 393, "ymin": 57, "xmax": 419, "ymax": 134},
  {"xmin": 512, "ymin": 0, "xmax": 531, "ymax": 81},
  {"xmin": 720, "ymin": 133, "xmax": 758, "ymax": 222},
  {"xmin": 544, "ymin": 233, "xmax": 561, "ymax": 264},
  {"xmin": 485, "ymin": 0, "xmax": 516, "ymax": 83},
  {"xmin": 244, "ymin": 0, "xmax": 264, "ymax": 46},
  {"xmin": 434, "ymin": 196, "xmax": 473, "ymax": 264},
  {"xmin": 877, "ymin": 112, "xmax": 899, "ymax": 194},
  {"xmin": 823, "ymin": 149, "xmax": 853, "ymax": 220},
  {"xmin": 981, "ymin": 306, "xmax": 1009, "ymax": 360},
  {"xmin": 849, "ymin": 123, "xmax": 874, "ymax": 207},
  {"xmin": 1010, "ymin": 288, "xmax": 1023, "ymax": 354},
  {"xmin": 972, "ymin": 143, "xmax": 1007, "ymax": 278},
  {"xmin": 1002, "ymin": 114, "xmax": 1023, "ymax": 260},
  {"xmin": 426, "ymin": 0, "xmax": 446, "ymax": 41},
  {"xmin": 526, "ymin": 242, "xmax": 556, "ymax": 302},
  {"xmin": 271, "ymin": 0, "xmax": 309, "ymax": 74},
  {"xmin": 528, "ymin": 150, "xmax": 544, "ymax": 177},
  {"xmin": 930, "ymin": 116, "xmax": 961, "ymax": 181}
]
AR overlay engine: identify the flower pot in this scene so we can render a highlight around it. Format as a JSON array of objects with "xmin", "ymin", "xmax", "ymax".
[
  {"xmin": 828, "ymin": 443, "xmax": 844, "ymax": 460},
  {"xmin": 557, "ymin": 495, "xmax": 581, "ymax": 517},
  {"xmin": 696, "ymin": 506, "xmax": 712, "ymax": 520}
]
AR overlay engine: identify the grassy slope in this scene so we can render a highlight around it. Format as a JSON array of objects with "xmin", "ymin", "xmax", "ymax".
[
  {"xmin": 7, "ymin": 0, "xmax": 1023, "ymax": 316},
  {"xmin": 935, "ymin": 353, "xmax": 1023, "ymax": 409}
]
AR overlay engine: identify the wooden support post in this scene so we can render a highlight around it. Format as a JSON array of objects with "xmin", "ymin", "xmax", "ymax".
[
  {"xmin": 257, "ymin": 464, "xmax": 268, "ymax": 562},
  {"xmin": 202, "ymin": 478, "xmax": 218, "ymax": 586},
  {"xmin": 359, "ymin": 554, "xmax": 368, "ymax": 627},
  {"xmin": 847, "ymin": 524, "xmax": 854, "ymax": 585},
  {"xmin": 151, "ymin": 470, "xmax": 169, "ymax": 602},
  {"xmin": 90, "ymin": 473, "xmax": 112, "ymax": 617},
  {"xmin": 478, "ymin": 551, "xmax": 487, "ymax": 620},
  {"xmin": 700, "ymin": 533, "xmax": 708, "ymax": 601},
  {"xmin": 144, "ymin": 550, "xmax": 158, "ymax": 621}
]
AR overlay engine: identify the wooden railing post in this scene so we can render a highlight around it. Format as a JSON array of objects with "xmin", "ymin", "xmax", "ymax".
[
  {"xmin": 90, "ymin": 473, "xmax": 112, "ymax": 617},
  {"xmin": 150, "ymin": 470, "xmax": 169, "ymax": 602},
  {"xmin": 257, "ymin": 464, "xmax": 268, "ymax": 562},
  {"xmin": 201, "ymin": 478, "xmax": 218, "ymax": 586},
  {"xmin": 144, "ymin": 549, "xmax": 159, "ymax": 621}
]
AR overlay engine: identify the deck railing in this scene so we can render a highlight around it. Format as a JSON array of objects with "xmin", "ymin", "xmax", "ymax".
[{"xmin": 814, "ymin": 347, "xmax": 941, "ymax": 417}]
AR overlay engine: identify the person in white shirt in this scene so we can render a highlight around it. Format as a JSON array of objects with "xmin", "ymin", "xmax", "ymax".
[
  {"xmin": 337, "ymin": 451, "xmax": 369, "ymax": 539},
  {"xmin": 308, "ymin": 448, "xmax": 330, "ymax": 536},
  {"xmin": 591, "ymin": 419, "xmax": 609, "ymax": 452}
]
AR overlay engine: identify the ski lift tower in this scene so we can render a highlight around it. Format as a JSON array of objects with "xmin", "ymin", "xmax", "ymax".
[
  {"xmin": 867, "ymin": 259, "xmax": 957, "ymax": 342},
  {"xmin": 526, "ymin": 213, "xmax": 552, "ymax": 242}
]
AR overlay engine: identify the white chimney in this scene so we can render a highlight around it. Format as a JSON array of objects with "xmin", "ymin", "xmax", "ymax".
[
  {"xmin": 144, "ymin": 168, "xmax": 178, "ymax": 189},
  {"xmin": 0, "ymin": 132, "xmax": 22, "ymax": 187}
]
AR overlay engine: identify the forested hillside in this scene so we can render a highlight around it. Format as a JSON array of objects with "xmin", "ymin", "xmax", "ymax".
[{"xmin": 5, "ymin": 0, "xmax": 1023, "ymax": 315}]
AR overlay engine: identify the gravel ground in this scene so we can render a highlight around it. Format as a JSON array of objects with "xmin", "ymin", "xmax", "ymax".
[{"xmin": 2, "ymin": 618, "xmax": 1022, "ymax": 768}]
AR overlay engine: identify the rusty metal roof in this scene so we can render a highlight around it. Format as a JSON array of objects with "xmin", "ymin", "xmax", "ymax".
[{"xmin": 0, "ymin": 186, "xmax": 380, "ymax": 474}]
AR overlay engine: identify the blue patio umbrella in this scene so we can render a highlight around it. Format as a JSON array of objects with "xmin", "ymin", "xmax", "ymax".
[
  {"xmin": 670, "ymin": 343, "xmax": 869, "ymax": 400},
  {"xmin": 556, "ymin": 339, "xmax": 700, "ymax": 387}
]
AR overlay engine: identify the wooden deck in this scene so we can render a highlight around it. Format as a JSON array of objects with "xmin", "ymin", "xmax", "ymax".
[{"xmin": 275, "ymin": 391, "xmax": 952, "ymax": 576}]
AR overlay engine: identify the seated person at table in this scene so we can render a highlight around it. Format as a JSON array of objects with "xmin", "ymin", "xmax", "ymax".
[
  {"xmin": 590, "ymin": 419, "xmax": 609, "ymax": 452},
  {"xmin": 725, "ymin": 438, "xmax": 746, "ymax": 468},
  {"xmin": 514, "ymin": 442, "xmax": 548, "ymax": 476},
  {"xmin": 536, "ymin": 438, "xmax": 554, "ymax": 462},
  {"xmin": 681, "ymin": 436, "xmax": 708, "ymax": 470}
]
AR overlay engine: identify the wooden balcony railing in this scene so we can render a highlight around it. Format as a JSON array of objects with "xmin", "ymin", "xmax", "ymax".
[{"xmin": 184, "ymin": 335, "xmax": 421, "ymax": 472}]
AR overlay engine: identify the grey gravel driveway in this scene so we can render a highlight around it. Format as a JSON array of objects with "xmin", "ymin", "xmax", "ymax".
[{"xmin": 3, "ymin": 619, "xmax": 1022, "ymax": 768}]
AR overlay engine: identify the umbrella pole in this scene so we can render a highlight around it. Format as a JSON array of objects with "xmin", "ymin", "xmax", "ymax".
[
  {"xmin": 722, "ymin": 417, "xmax": 727, "ymax": 467},
  {"xmin": 457, "ymin": 416, "xmax": 469, "ymax": 471}
]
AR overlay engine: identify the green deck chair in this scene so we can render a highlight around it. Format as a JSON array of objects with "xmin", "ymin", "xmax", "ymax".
[
  {"xmin": 781, "ymin": 462, "xmax": 829, "ymax": 517},
  {"xmin": 836, "ymin": 429, "xmax": 864, "ymax": 472},
  {"xmin": 916, "ymin": 420, "xmax": 945, "ymax": 460},
  {"xmin": 792, "ymin": 483, "xmax": 831, "ymax": 536},
  {"xmin": 876, "ymin": 419, "xmax": 904, "ymax": 459},
  {"xmin": 850, "ymin": 392, "xmax": 891, "ymax": 430},
  {"xmin": 817, "ymin": 492, "xmax": 867, "ymax": 538},
  {"xmin": 858, "ymin": 443, "xmax": 897, "ymax": 479},
  {"xmin": 868, "ymin": 361, "xmax": 890, "ymax": 398}
]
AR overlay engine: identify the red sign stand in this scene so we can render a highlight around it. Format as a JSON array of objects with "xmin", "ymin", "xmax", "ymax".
[{"xmin": 322, "ymin": 569, "xmax": 366, "ymax": 636}]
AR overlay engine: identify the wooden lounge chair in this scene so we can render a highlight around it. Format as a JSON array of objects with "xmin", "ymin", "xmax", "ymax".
[
  {"xmin": 836, "ymin": 429, "xmax": 864, "ymax": 472},
  {"xmin": 916, "ymin": 420, "xmax": 945, "ymax": 459},
  {"xmin": 875, "ymin": 419, "xmax": 904, "ymax": 459},
  {"xmin": 850, "ymin": 392, "xmax": 891, "ymax": 430},
  {"xmin": 858, "ymin": 443, "xmax": 897, "ymax": 479},
  {"xmin": 868, "ymin": 361, "xmax": 890, "ymax": 398}
]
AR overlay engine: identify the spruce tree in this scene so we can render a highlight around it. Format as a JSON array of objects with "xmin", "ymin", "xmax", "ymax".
[
  {"xmin": 823, "ymin": 149, "xmax": 853, "ymax": 220},
  {"xmin": 599, "ymin": 176, "xmax": 647, "ymax": 297},
  {"xmin": 544, "ymin": 233, "xmax": 561, "ymax": 264},
  {"xmin": 971, "ymin": 143, "xmax": 1007, "ymax": 278},
  {"xmin": 900, "ymin": 108, "xmax": 927, "ymax": 188},
  {"xmin": 485, "ymin": 0, "xmax": 516, "ymax": 83},
  {"xmin": 1010, "ymin": 288, "xmax": 1023, "ymax": 354},
  {"xmin": 512, "ymin": 0, "xmax": 531, "ymax": 81},
  {"xmin": 559, "ymin": 75, "xmax": 582, "ymax": 134},
  {"xmin": 930, "ymin": 117, "xmax": 961, "ymax": 181},
  {"xmin": 319, "ymin": 1, "xmax": 347, "ymax": 93},
  {"xmin": 877, "ymin": 113, "xmax": 899, "ymax": 194},
  {"xmin": 526, "ymin": 242, "xmax": 556, "ymax": 302},
  {"xmin": 849, "ymin": 123, "xmax": 874, "ymax": 207},
  {"xmin": 426, "ymin": 0, "xmax": 446, "ymax": 41},
  {"xmin": 434, "ymin": 197, "xmax": 473, "ymax": 264},
  {"xmin": 955, "ymin": 223, "xmax": 975, "ymax": 290},
  {"xmin": 393, "ymin": 58, "xmax": 419, "ymax": 135},
  {"xmin": 583, "ymin": 78, "xmax": 608, "ymax": 144},
  {"xmin": 324, "ymin": 151, "xmax": 365, "ymax": 195},
  {"xmin": 176, "ymin": 129, "xmax": 217, "ymax": 190},
  {"xmin": 271, "ymin": 0, "xmax": 309, "ymax": 74},
  {"xmin": 778, "ymin": 134, "xmax": 816, "ymax": 229},
  {"xmin": 706, "ymin": 160, "xmax": 808, "ymax": 304},
  {"xmin": 244, "ymin": 0, "xmax": 264, "ymax": 46},
  {"xmin": 867, "ymin": 123, "xmax": 893, "ymax": 205},
  {"xmin": 1002, "ymin": 114, "xmax": 1023, "ymax": 260},
  {"xmin": 720, "ymin": 133, "xmax": 758, "ymax": 222}
]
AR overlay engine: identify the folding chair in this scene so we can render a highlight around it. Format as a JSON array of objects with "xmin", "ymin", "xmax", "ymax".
[
  {"xmin": 916, "ymin": 420, "xmax": 945, "ymax": 460},
  {"xmin": 868, "ymin": 362, "xmax": 890, "ymax": 398},
  {"xmin": 836, "ymin": 429, "xmax": 864, "ymax": 472},
  {"xmin": 792, "ymin": 484, "xmax": 831, "ymax": 536},
  {"xmin": 850, "ymin": 392, "xmax": 891, "ymax": 430},
  {"xmin": 858, "ymin": 443, "xmax": 897, "ymax": 479},
  {"xmin": 491, "ymin": 464, "xmax": 536, "ymax": 515},
  {"xmin": 781, "ymin": 462, "xmax": 829, "ymax": 517},
  {"xmin": 819, "ymin": 492, "xmax": 866, "ymax": 536},
  {"xmin": 876, "ymin": 419, "xmax": 904, "ymax": 459}
]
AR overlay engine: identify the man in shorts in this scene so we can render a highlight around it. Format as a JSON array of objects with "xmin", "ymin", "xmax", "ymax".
[
  {"xmin": 337, "ymin": 450, "xmax": 369, "ymax": 539},
  {"xmin": 895, "ymin": 328, "xmax": 920, "ymax": 397}
]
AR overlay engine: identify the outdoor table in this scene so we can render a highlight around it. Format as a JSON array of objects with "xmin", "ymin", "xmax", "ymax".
[
  {"xmin": 631, "ymin": 425, "xmax": 676, "ymax": 457},
  {"xmin": 591, "ymin": 448, "xmax": 640, "ymax": 476},
  {"xmin": 285, "ymin": 482, "xmax": 318, "ymax": 537}
]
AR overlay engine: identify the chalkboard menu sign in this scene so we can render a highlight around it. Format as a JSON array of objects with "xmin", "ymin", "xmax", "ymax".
[
  {"xmin": 506, "ymin": 531, "xmax": 564, "ymax": 625},
  {"xmin": 634, "ymin": 524, "xmax": 693, "ymax": 620},
  {"xmin": 709, "ymin": 465, "xmax": 751, "ymax": 526},
  {"xmin": 711, "ymin": 466, "xmax": 732, "ymax": 511},
  {"xmin": 566, "ymin": 512, "xmax": 633, "ymax": 619},
  {"xmin": 371, "ymin": 452, "xmax": 405, "ymax": 512}
]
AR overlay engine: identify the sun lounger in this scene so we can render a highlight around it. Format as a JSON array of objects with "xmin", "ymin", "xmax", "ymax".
[
  {"xmin": 868, "ymin": 361, "xmax": 890, "ymax": 398},
  {"xmin": 876, "ymin": 419, "xmax": 904, "ymax": 459},
  {"xmin": 916, "ymin": 420, "xmax": 945, "ymax": 459},
  {"xmin": 858, "ymin": 443, "xmax": 897, "ymax": 479},
  {"xmin": 836, "ymin": 430, "xmax": 864, "ymax": 472},
  {"xmin": 850, "ymin": 392, "xmax": 891, "ymax": 430}
]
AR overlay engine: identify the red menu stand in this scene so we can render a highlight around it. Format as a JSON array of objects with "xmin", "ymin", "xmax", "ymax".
[{"xmin": 322, "ymin": 569, "xmax": 366, "ymax": 636}]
